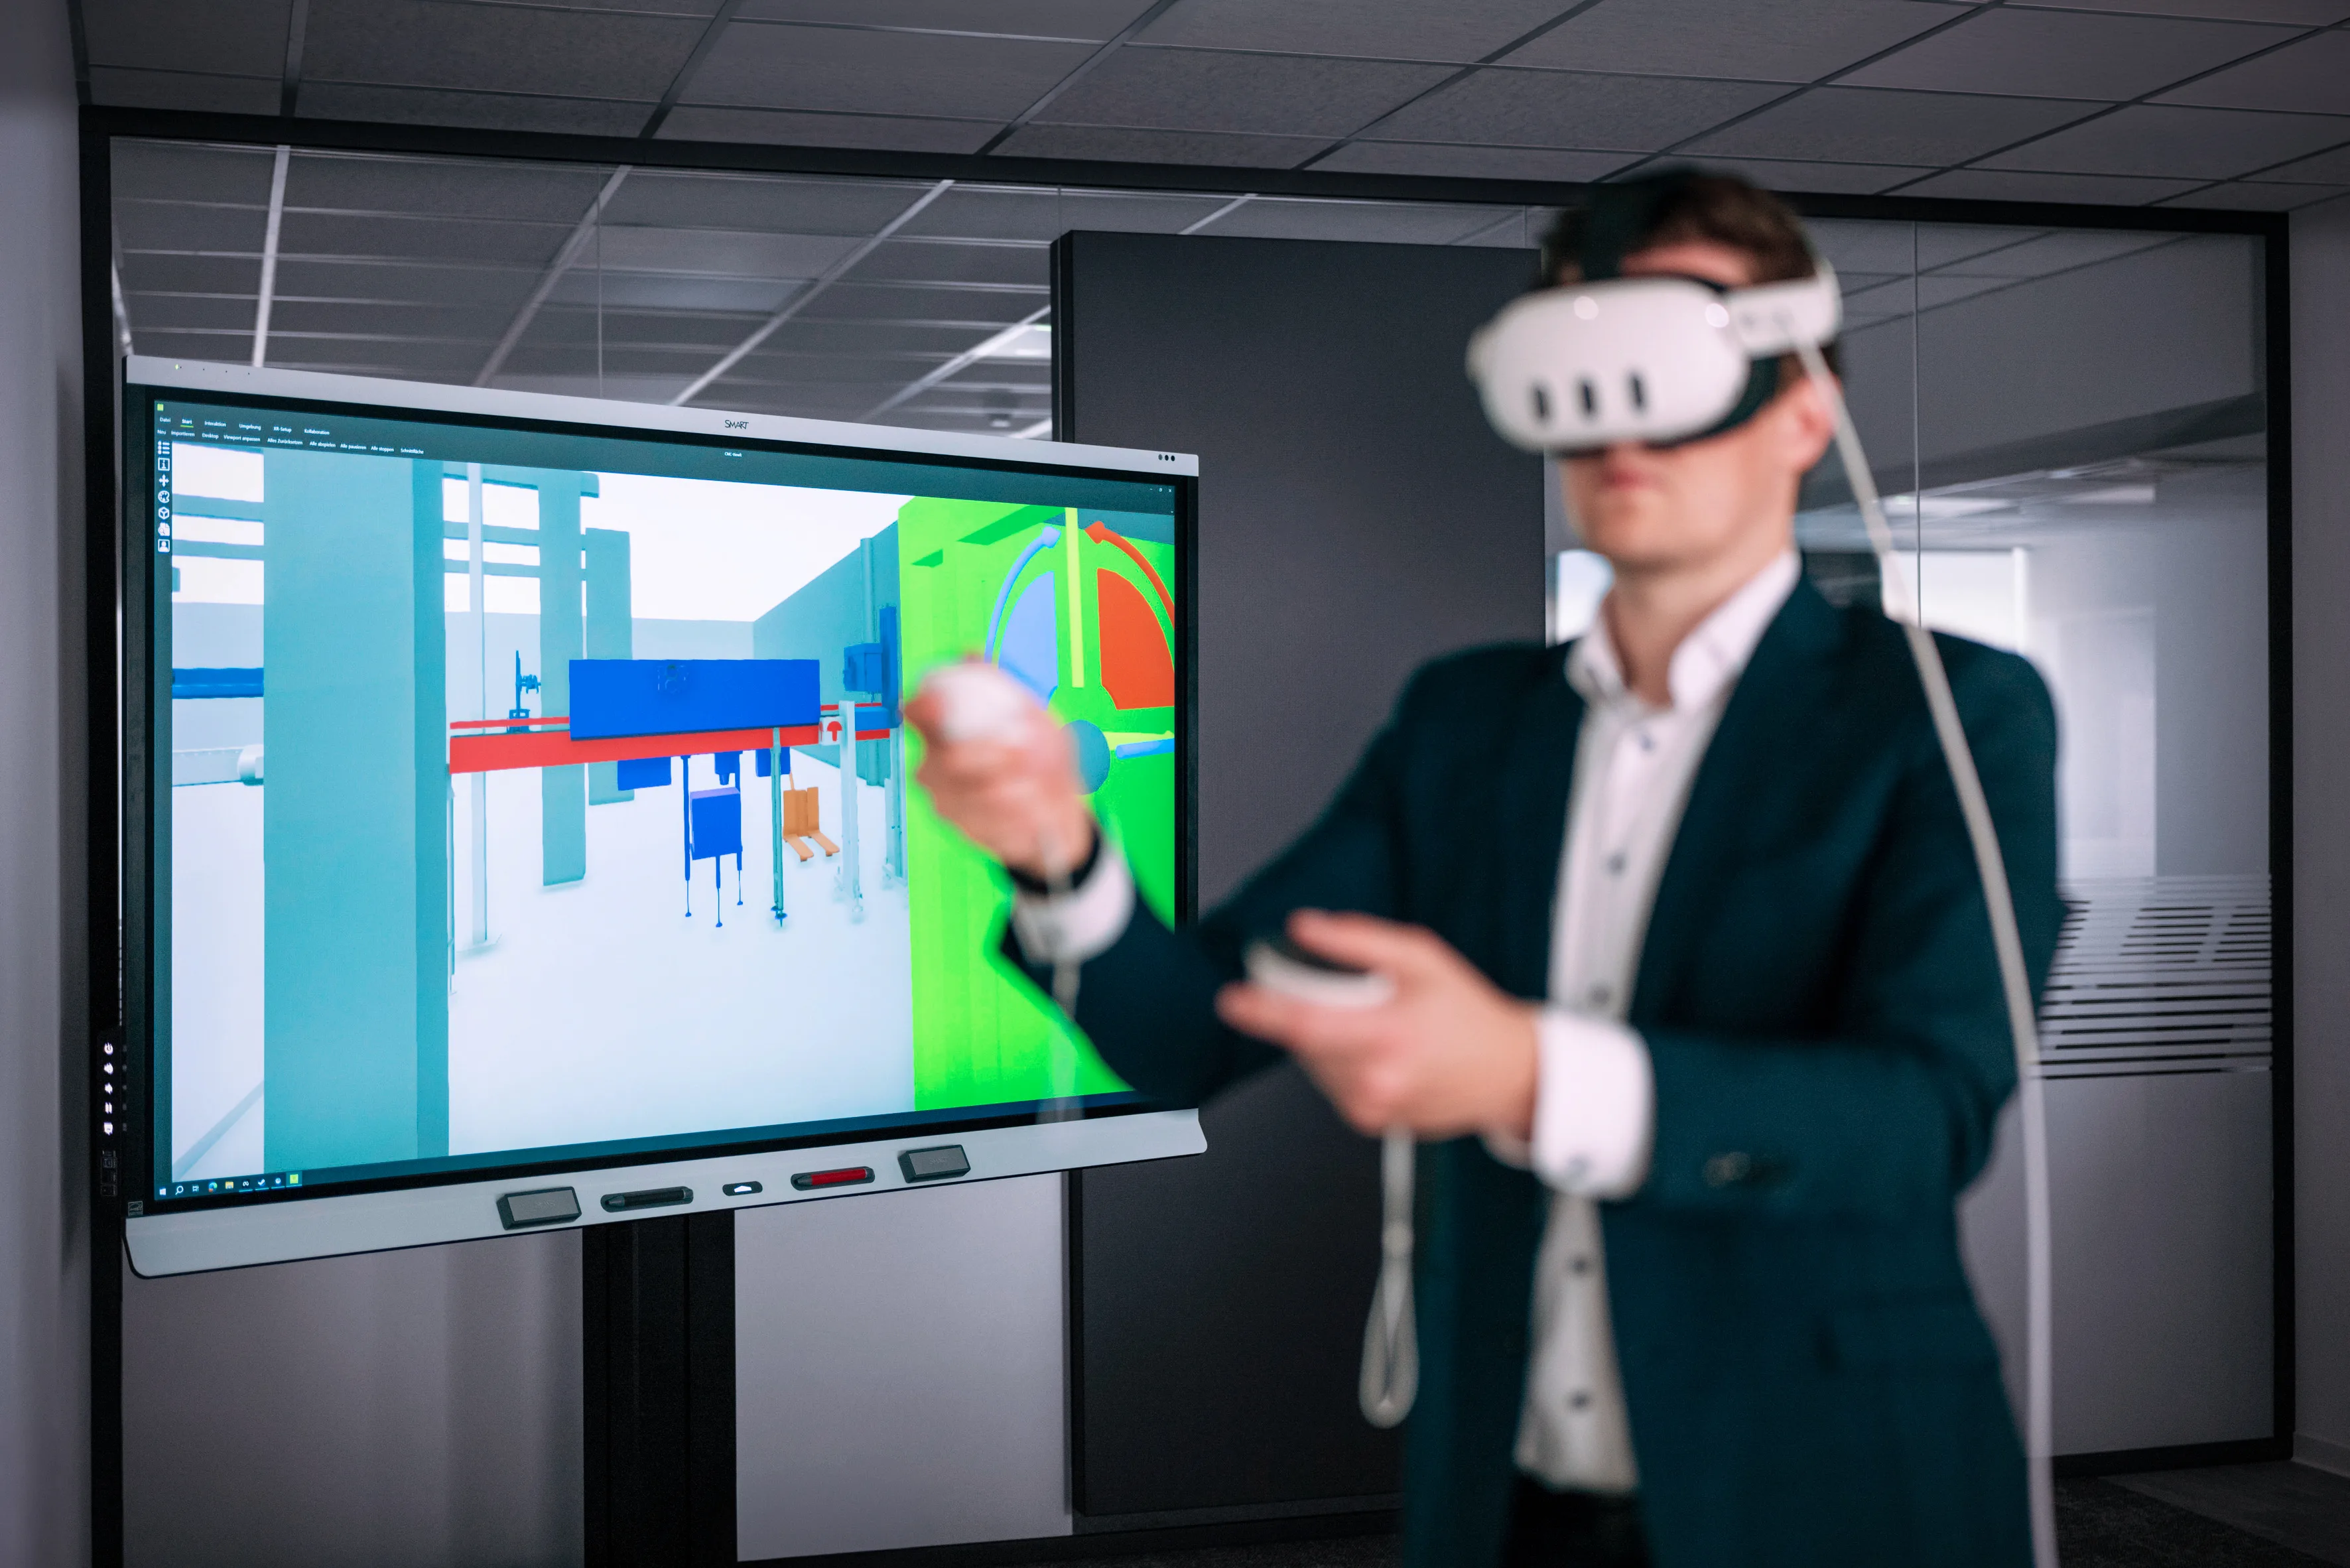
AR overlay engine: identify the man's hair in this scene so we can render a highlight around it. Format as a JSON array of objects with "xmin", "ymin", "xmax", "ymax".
[{"xmin": 1539, "ymin": 169, "xmax": 1816, "ymax": 287}]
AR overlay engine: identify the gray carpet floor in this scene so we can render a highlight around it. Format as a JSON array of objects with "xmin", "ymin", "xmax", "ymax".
[{"xmin": 1027, "ymin": 1465, "xmax": 2350, "ymax": 1567}]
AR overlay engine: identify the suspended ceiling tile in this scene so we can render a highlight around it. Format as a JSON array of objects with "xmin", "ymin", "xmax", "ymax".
[
  {"xmin": 1312, "ymin": 142, "xmax": 1635, "ymax": 182},
  {"xmin": 1843, "ymin": 7, "xmax": 2292, "ymax": 101},
  {"xmin": 2155, "ymin": 29, "xmax": 2350, "ymax": 113},
  {"xmin": 728, "ymin": 349, "xmax": 946, "ymax": 383},
  {"xmin": 799, "ymin": 282, "xmax": 1045, "ymax": 324},
  {"xmin": 846, "ymin": 241, "xmax": 1048, "ymax": 287},
  {"xmin": 303, "ymin": 0, "xmax": 707, "ymax": 98},
  {"xmin": 1135, "ymin": 0, "xmax": 1567, "ymax": 63},
  {"xmin": 588, "ymin": 224, "xmax": 863, "ymax": 279},
  {"xmin": 1927, "ymin": 229, "xmax": 2176, "ymax": 277},
  {"xmin": 84, "ymin": 0, "xmax": 293, "ymax": 76},
  {"xmin": 1898, "ymin": 168, "xmax": 2209, "ymax": 204},
  {"xmin": 268, "ymin": 338, "xmax": 490, "ymax": 382},
  {"xmin": 681, "ymin": 22, "xmax": 1092, "ymax": 118},
  {"xmin": 113, "ymin": 141, "xmax": 281, "ymax": 205},
  {"xmin": 117, "ymin": 253, "xmax": 269, "ymax": 297},
  {"xmin": 604, "ymin": 171, "xmax": 940, "ymax": 235},
  {"xmin": 137, "ymin": 330, "xmax": 253, "ymax": 364},
  {"xmin": 2259, "ymin": 143, "xmax": 2350, "ymax": 182},
  {"xmin": 656, "ymin": 106, "xmax": 999, "ymax": 152},
  {"xmin": 738, "ymin": 0, "xmax": 1153, "ymax": 38},
  {"xmin": 2023, "ymin": 0, "xmax": 2350, "ymax": 19},
  {"xmin": 1670, "ymin": 155, "xmax": 1933, "ymax": 195},
  {"xmin": 523, "ymin": 305, "xmax": 760, "ymax": 349},
  {"xmin": 294, "ymin": 82, "xmax": 657, "ymax": 136},
  {"xmin": 267, "ymin": 258, "xmax": 540, "ymax": 309},
  {"xmin": 2160, "ymin": 180, "xmax": 2350, "ymax": 210},
  {"xmin": 266, "ymin": 299, "xmax": 517, "ymax": 340},
  {"xmin": 274, "ymin": 210, "xmax": 580, "ymax": 267},
  {"xmin": 503, "ymin": 339, "xmax": 724, "ymax": 379},
  {"xmin": 543, "ymin": 271, "xmax": 803, "ymax": 314},
  {"xmin": 1684, "ymin": 87, "xmax": 2100, "ymax": 165},
  {"xmin": 1200, "ymin": 198, "xmax": 1524, "ymax": 245},
  {"xmin": 491, "ymin": 371, "xmax": 700, "ymax": 403},
  {"xmin": 88, "ymin": 67, "xmax": 281, "ymax": 115},
  {"xmin": 767, "ymin": 320, "xmax": 1000, "ymax": 357},
  {"xmin": 516, "ymin": 0, "xmax": 725, "ymax": 13},
  {"xmin": 1038, "ymin": 48, "xmax": 1453, "ymax": 138},
  {"xmin": 123, "ymin": 294, "xmax": 265, "ymax": 334},
  {"xmin": 283, "ymin": 154, "xmax": 618, "ymax": 224},
  {"xmin": 1981, "ymin": 103, "xmax": 2350, "ymax": 179},
  {"xmin": 1506, "ymin": 0, "xmax": 1955, "ymax": 85},
  {"xmin": 897, "ymin": 185, "xmax": 1230, "ymax": 241},
  {"xmin": 990, "ymin": 123, "xmax": 1329, "ymax": 167},
  {"xmin": 1373, "ymin": 69, "xmax": 1784, "ymax": 151},
  {"xmin": 115, "ymin": 201, "xmax": 272, "ymax": 256}
]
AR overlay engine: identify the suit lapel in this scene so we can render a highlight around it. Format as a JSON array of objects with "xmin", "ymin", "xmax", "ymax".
[
  {"xmin": 1490, "ymin": 645, "xmax": 1585, "ymax": 1000},
  {"xmin": 1631, "ymin": 579, "xmax": 1846, "ymax": 1022}
]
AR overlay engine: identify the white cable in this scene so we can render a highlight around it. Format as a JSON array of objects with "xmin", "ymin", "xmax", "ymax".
[
  {"xmin": 1360, "ymin": 1126, "xmax": 1419, "ymax": 1427},
  {"xmin": 1790, "ymin": 333, "xmax": 2059, "ymax": 1568}
]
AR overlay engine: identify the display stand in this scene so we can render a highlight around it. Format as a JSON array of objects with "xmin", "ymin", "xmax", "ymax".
[{"xmin": 584, "ymin": 1210, "xmax": 738, "ymax": 1567}]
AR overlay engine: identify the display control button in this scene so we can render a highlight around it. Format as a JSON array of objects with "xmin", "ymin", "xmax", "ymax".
[
  {"xmin": 898, "ymin": 1145, "xmax": 970, "ymax": 1183},
  {"xmin": 600, "ymin": 1187, "xmax": 692, "ymax": 1212},
  {"xmin": 497, "ymin": 1188, "xmax": 582, "ymax": 1230},
  {"xmin": 789, "ymin": 1167, "xmax": 872, "ymax": 1191}
]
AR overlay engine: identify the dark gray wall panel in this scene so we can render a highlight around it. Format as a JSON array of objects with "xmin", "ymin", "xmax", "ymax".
[
  {"xmin": 2290, "ymin": 194, "xmax": 2350, "ymax": 1475},
  {"xmin": 1054, "ymin": 229, "xmax": 1542, "ymax": 1519}
]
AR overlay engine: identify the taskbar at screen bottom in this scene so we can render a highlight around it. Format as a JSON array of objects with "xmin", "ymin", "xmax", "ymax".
[{"xmin": 147, "ymin": 1091, "xmax": 1147, "ymax": 1210}]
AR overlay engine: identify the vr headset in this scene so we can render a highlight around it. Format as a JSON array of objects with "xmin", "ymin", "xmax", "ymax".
[{"xmin": 1465, "ymin": 172, "xmax": 1843, "ymax": 456}]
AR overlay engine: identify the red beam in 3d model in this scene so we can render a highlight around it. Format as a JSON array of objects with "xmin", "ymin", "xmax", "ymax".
[{"xmin": 448, "ymin": 723, "xmax": 823, "ymax": 775}]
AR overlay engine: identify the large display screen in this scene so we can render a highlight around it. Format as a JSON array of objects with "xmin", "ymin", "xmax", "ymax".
[{"xmin": 127, "ymin": 371, "xmax": 1188, "ymax": 1221}]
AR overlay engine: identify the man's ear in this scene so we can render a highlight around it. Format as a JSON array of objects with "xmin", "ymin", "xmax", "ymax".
[{"xmin": 1778, "ymin": 372, "xmax": 1839, "ymax": 472}]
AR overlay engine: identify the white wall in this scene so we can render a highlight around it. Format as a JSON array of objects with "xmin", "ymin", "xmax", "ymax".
[
  {"xmin": 0, "ymin": 0, "xmax": 90, "ymax": 1561},
  {"xmin": 2292, "ymin": 191, "xmax": 2350, "ymax": 1478}
]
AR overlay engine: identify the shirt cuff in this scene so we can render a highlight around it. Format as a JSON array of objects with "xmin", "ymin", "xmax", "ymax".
[
  {"xmin": 1009, "ymin": 838, "xmax": 1135, "ymax": 967},
  {"xmin": 1524, "ymin": 1009, "xmax": 1654, "ymax": 1199}
]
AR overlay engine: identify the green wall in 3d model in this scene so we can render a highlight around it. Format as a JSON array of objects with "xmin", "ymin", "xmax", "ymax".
[
  {"xmin": 585, "ymin": 525, "xmax": 633, "ymax": 806},
  {"xmin": 262, "ymin": 452, "xmax": 449, "ymax": 1172}
]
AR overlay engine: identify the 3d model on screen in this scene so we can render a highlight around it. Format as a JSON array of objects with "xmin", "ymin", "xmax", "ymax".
[{"xmin": 162, "ymin": 435, "xmax": 1177, "ymax": 1198}]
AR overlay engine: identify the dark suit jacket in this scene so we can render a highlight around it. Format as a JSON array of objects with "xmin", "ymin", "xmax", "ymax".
[{"xmin": 1027, "ymin": 578, "xmax": 2063, "ymax": 1568}]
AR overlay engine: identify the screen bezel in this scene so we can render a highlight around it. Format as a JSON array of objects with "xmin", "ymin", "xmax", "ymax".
[{"xmin": 118, "ymin": 356, "xmax": 1200, "ymax": 1272}]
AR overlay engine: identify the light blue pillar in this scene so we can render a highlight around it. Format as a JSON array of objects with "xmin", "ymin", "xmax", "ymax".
[
  {"xmin": 585, "ymin": 526, "xmax": 633, "ymax": 806},
  {"xmin": 262, "ymin": 454, "xmax": 448, "ymax": 1171},
  {"xmin": 539, "ymin": 474, "xmax": 586, "ymax": 883}
]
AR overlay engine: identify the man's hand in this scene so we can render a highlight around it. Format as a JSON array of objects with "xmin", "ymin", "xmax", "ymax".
[
  {"xmin": 903, "ymin": 675, "xmax": 1097, "ymax": 883},
  {"xmin": 1217, "ymin": 909, "xmax": 1540, "ymax": 1141}
]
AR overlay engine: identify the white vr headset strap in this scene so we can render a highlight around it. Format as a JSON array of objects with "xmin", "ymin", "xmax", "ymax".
[{"xmin": 1726, "ymin": 261, "xmax": 1842, "ymax": 356}]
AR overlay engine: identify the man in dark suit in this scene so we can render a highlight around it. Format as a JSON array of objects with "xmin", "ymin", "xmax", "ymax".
[{"xmin": 906, "ymin": 174, "xmax": 2061, "ymax": 1568}]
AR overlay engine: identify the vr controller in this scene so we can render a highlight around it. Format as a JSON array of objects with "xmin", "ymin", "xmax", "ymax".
[
  {"xmin": 921, "ymin": 660, "xmax": 1037, "ymax": 745},
  {"xmin": 1243, "ymin": 934, "xmax": 1394, "ymax": 1010}
]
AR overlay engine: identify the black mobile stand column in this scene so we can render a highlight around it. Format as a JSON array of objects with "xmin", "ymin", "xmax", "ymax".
[{"xmin": 584, "ymin": 1210, "xmax": 738, "ymax": 1567}]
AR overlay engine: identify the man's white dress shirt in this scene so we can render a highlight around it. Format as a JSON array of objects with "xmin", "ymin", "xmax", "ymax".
[{"xmin": 1010, "ymin": 549, "xmax": 1803, "ymax": 1501}]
